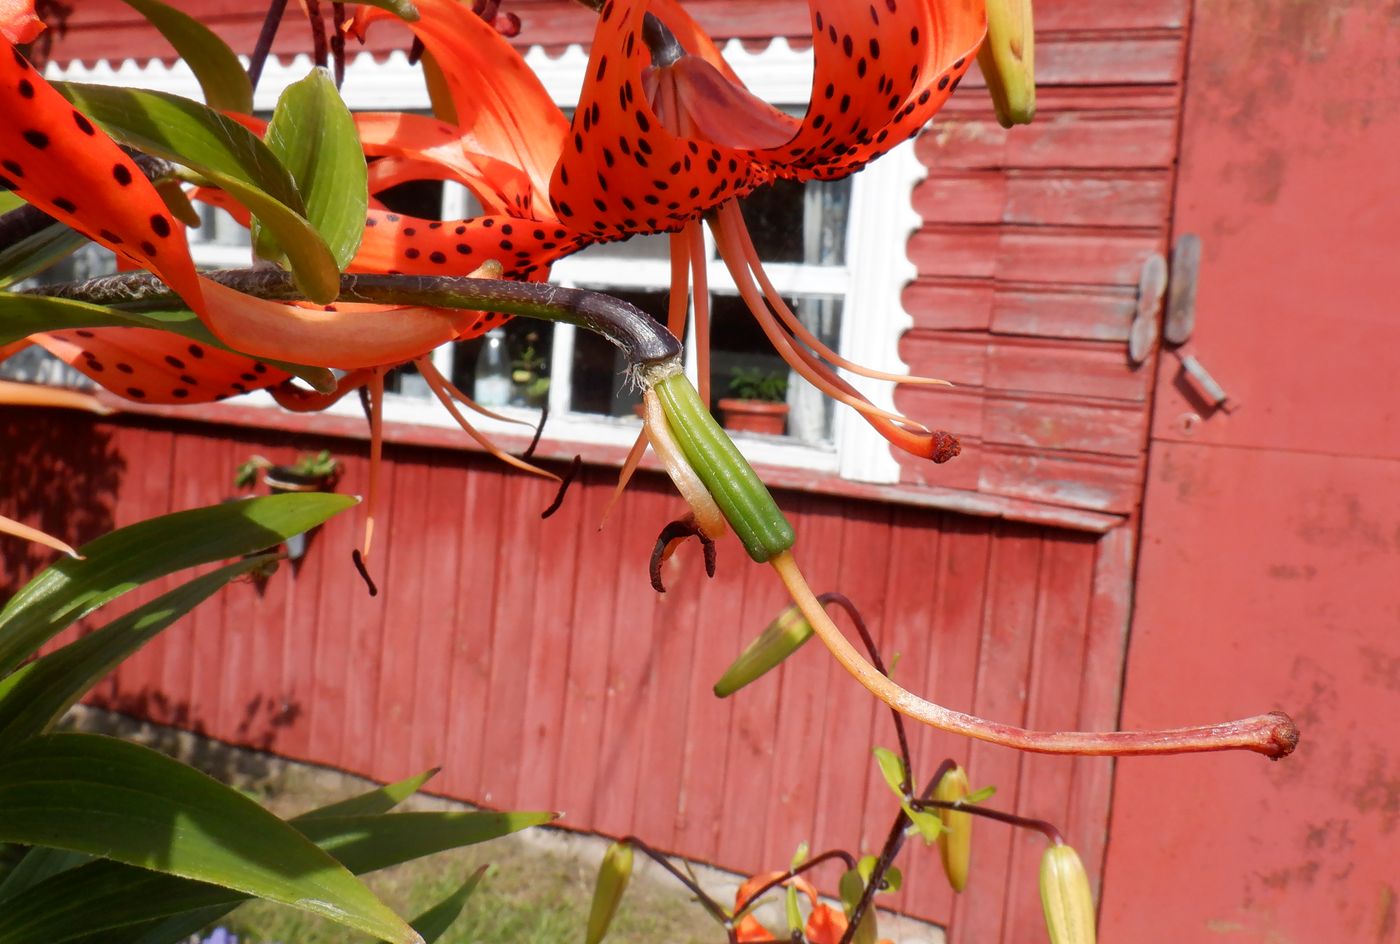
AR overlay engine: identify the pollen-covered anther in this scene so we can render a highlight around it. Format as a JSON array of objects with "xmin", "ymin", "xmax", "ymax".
[{"xmin": 649, "ymin": 515, "xmax": 718, "ymax": 593}]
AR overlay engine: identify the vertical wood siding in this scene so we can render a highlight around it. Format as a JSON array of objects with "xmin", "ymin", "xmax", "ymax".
[{"xmin": 2, "ymin": 410, "xmax": 1130, "ymax": 936}]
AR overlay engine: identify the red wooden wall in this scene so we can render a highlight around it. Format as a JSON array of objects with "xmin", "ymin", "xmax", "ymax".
[
  {"xmin": 0, "ymin": 0, "xmax": 1200, "ymax": 938},
  {"xmin": 1, "ymin": 408, "xmax": 1128, "ymax": 936}
]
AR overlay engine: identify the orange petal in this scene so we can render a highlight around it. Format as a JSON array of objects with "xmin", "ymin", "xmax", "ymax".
[
  {"xmin": 0, "ymin": 41, "xmax": 204, "ymax": 313},
  {"xmin": 353, "ymin": 0, "xmax": 566, "ymax": 208},
  {"xmin": 548, "ymin": 0, "xmax": 766, "ymax": 240},
  {"xmin": 0, "ymin": 378, "xmax": 111, "ymax": 413},
  {"xmin": 34, "ymin": 326, "xmax": 289, "ymax": 404},
  {"xmin": 803, "ymin": 903, "xmax": 848, "ymax": 944},
  {"xmin": 0, "ymin": 0, "xmax": 43, "ymax": 44},
  {"xmin": 746, "ymin": 0, "xmax": 985, "ymax": 179}
]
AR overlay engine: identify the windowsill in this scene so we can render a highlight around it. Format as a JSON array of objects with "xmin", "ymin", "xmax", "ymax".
[{"xmin": 90, "ymin": 390, "xmax": 1126, "ymax": 534}]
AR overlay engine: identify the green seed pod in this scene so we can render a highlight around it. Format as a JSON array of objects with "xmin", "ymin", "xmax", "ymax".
[
  {"xmin": 713, "ymin": 602, "xmax": 814, "ymax": 697},
  {"xmin": 1039, "ymin": 843, "xmax": 1096, "ymax": 944},
  {"xmin": 585, "ymin": 840, "xmax": 633, "ymax": 944},
  {"xmin": 652, "ymin": 372, "xmax": 795, "ymax": 563},
  {"xmin": 980, "ymin": 0, "xmax": 1036, "ymax": 128},
  {"xmin": 934, "ymin": 765, "xmax": 973, "ymax": 892}
]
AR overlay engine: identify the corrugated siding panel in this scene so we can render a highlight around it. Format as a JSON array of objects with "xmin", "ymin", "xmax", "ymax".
[
  {"xmin": 1, "ymin": 411, "xmax": 1133, "ymax": 936},
  {"xmin": 899, "ymin": 15, "xmax": 1186, "ymax": 517}
]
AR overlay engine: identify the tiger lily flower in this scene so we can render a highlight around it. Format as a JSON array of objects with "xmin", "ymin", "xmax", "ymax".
[
  {"xmin": 551, "ymin": 0, "xmax": 985, "ymax": 472},
  {"xmin": 732, "ymin": 871, "xmax": 893, "ymax": 944}
]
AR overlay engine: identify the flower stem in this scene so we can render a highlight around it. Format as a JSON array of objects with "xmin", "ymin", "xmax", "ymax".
[
  {"xmin": 23, "ymin": 268, "xmax": 683, "ymax": 370},
  {"xmin": 770, "ymin": 550, "xmax": 1298, "ymax": 758}
]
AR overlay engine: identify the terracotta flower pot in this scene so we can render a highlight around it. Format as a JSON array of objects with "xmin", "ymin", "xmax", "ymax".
[{"xmin": 717, "ymin": 398, "xmax": 789, "ymax": 436}]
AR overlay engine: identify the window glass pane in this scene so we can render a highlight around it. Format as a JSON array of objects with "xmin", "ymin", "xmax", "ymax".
[
  {"xmin": 568, "ymin": 288, "xmax": 669, "ymax": 418},
  {"xmin": 739, "ymin": 177, "xmax": 850, "ymax": 265},
  {"xmin": 449, "ymin": 318, "xmax": 554, "ymax": 410},
  {"xmin": 708, "ymin": 292, "xmax": 842, "ymax": 444}
]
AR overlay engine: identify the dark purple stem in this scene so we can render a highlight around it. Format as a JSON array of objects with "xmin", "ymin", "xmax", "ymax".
[
  {"xmin": 819, "ymin": 591, "xmax": 911, "ymax": 794},
  {"xmin": 248, "ymin": 0, "xmax": 289, "ymax": 92}
]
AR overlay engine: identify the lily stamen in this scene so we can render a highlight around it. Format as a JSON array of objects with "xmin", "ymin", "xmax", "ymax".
[
  {"xmin": 649, "ymin": 516, "xmax": 718, "ymax": 593},
  {"xmin": 722, "ymin": 201, "xmax": 951, "ymax": 388},
  {"xmin": 414, "ymin": 357, "xmax": 562, "ymax": 483}
]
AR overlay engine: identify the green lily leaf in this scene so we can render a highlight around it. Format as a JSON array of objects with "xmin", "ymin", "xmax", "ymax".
[
  {"xmin": 872, "ymin": 746, "xmax": 906, "ymax": 796},
  {"xmin": 389, "ymin": 867, "xmax": 487, "ymax": 944},
  {"xmin": 262, "ymin": 68, "xmax": 367, "ymax": 271},
  {"xmin": 0, "ymin": 555, "xmax": 275, "ymax": 745},
  {"xmin": 0, "ymin": 809, "xmax": 555, "ymax": 944},
  {"xmin": 114, "ymin": 0, "xmax": 253, "ymax": 113},
  {"xmin": 965, "ymin": 785, "xmax": 997, "ymax": 805},
  {"xmin": 53, "ymin": 82, "xmax": 340, "ymax": 303},
  {"xmin": 0, "ymin": 221, "xmax": 88, "ymax": 289},
  {"xmin": 298, "ymin": 768, "xmax": 440, "ymax": 820},
  {"xmin": 0, "ymin": 733, "xmax": 418, "ymax": 944},
  {"xmin": 0, "ymin": 846, "xmax": 91, "ymax": 903},
  {"xmin": 0, "ymin": 292, "xmax": 337, "ymax": 391},
  {"xmin": 870, "ymin": 748, "xmax": 942, "ymax": 843},
  {"xmin": 0, "ymin": 191, "xmax": 23, "ymax": 215},
  {"xmin": 0, "ymin": 492, "xmax": 355, "ymax": 677},
  {"xmin": 115, "ymin": 769, "xmax": 448, "ymax": 944}
]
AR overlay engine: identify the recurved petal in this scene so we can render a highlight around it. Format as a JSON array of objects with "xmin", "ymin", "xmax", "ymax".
[
  {"xmin": 548, "ymin": 0, "xmax": 765, "ymax": 240},
  {"xmin": 34, "ymin": 326, "xmax": 288, "ymax": 404},
  {"xmin": 352, "ymin": 0, "xmax": 567, "ymax": 208},
  {"xmin": 746, "ymin": 0, "xmax": 986, "ymax": 179},
  {"xmin": 0, "ymin": 41, "xmax": 205, "ymax": 314}
]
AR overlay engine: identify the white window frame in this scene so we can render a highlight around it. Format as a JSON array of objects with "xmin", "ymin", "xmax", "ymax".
[{"xmin": 46, "ymin": 37, "xmax": 922, "ymax": 484}]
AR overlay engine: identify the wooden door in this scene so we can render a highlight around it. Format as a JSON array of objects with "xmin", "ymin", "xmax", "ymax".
[{"xmin": 1100, "ymin": 4, "xmax": 1400, "ymax": 940}]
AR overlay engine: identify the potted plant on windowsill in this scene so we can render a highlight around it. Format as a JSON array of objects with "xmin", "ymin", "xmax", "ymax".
[
  {"xmin": 234, "ymin": 451, "xmax": 342, "ymax": 562},
  {"xmin": 717, "ymin": 367, "xmax": 790, "ymax": 436},
  {"xmin": 235, "ymin": 450, "xmax": 342, "ymax": 494}
]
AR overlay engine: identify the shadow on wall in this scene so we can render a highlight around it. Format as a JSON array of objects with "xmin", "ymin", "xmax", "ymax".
[
  {"xmin": 71, "ymin": 689, "xmax": 305, "ymax": 791},
  {"xmin": 0, "ymin": 409, "xmax": 125, "ymax": 593}
]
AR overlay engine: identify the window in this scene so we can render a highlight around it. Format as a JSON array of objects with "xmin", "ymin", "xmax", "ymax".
[{"xmin": 39, "ymin": 39, "xmax": 923, "ymax": 484}]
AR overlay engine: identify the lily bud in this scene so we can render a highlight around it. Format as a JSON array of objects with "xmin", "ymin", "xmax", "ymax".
[
  {"xmin": 585, "ymin": 840, "xmax": 633, "ymax": 944},
  {"xmin": 980, "ymin": 0, "xmax": 1036, "ymax": 127},
  {"xmin": 1039, "ymin": 843, "xmax": 1096, "ymax": 944},
  {"xmin": 933, "ymin": 765, "xmax": 973, "ymax": 892},
  {"xmin": 713, "ymin": 603, "xmax": 814, "ymax": 697}
]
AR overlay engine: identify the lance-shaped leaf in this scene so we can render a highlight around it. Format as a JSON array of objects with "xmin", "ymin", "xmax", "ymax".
[
  {"xmin": 0, "ymin": 809, "xmax": 555, "ymax": 944},
  {"xmin": 262, "ymin": 68, "xmax": 368, "ymax": 271},
  {"xmin": 52, "ymin": 82, "xmax": 340, "ymax": 303},
  {"xmin": 0, "ymin": 292, "xmax": 336, "ymax": 391},
  {"xmin": 0, "ymin": 220, "xmax": 88, "ymax": 288},
  {"xmin": 0, "ymin": 492, "xmax": 355, "ymax": 677},
  {"xmin": 871, "ymin": 747, "xmax": 943, "ymax": 844},
  {"xmin": 116, "ymin": 769, "xmax": 445, "ymax": 944},
  {"xmin": 0, "ymin": 555, "xmax": 275, "ymax": 744},
  {"xmin": 115, "ymin": 0, "xmax": 253, "ymax": 113},
  {"xmin": 0, "ymin": 733, "xmax": 420, "ymax": 944},
  {"xmin": 0, "ymin": 847, "xmax": 91, "ymax": 903},
  {"xmin": 387, "ymin": 867, "xmax": 486, "ymax": 944}
]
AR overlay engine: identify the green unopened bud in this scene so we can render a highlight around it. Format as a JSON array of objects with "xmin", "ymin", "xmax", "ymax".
[
  {"xmin": 1039, "ymin": 843, "xmax": 1096, "ymax": 944},
  {"xmin": 653, "ymin": 372, "xmax": 795, "ymax": 563},
  {"xmin": 713, "ymin": 603, "xmax": 813, "ymax": 696},
  {"xmin": 980, "ymin": 0, "xmax": 1035, "ymax": 127},
  {"xmin": 933, "ymin": 765, "xmax": 973, "ymax": 892},
  {"xmin": 585, "ymin": 841, "xmax": 633, "ymax": 944}
]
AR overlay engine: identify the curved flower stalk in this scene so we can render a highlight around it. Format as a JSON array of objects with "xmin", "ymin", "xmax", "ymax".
[{"xmin": 637, "ymin": 365, "xmax": 1300, "ymax": 759}]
